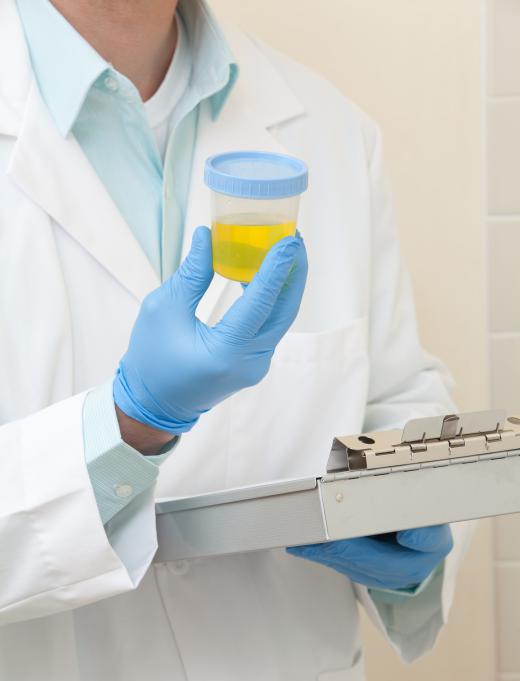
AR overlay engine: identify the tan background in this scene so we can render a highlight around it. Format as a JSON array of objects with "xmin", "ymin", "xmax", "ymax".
[{"xmin": 209, "ymin": 1, "xmax": 494, "ymax": 679}]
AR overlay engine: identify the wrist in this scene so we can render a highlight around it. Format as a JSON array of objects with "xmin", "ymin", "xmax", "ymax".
[
  {"xmin": 115, "ymin": 404, "xmax": 177, "ymax": 456},
  {"xmin": 113, "ymin": 368, "xmax": 198, "ymax": 435}
]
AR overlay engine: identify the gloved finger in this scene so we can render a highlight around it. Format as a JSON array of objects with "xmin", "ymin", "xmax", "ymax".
[
  {"xmin": 287, "ymin": 544, "xmax": 419, "ymax": 589},
  {"xmin": 288, "ymin": 537, "xmax": 442, "ymax": 585},
  {"xmin": 214, "ymin": 236, "xmax": 301, "ymax": 340},
  {"xmin": 172, "ymin": 226, "xmax": 214, "ymax": 313},
  {"xmin": 342, "ymin": 536, "xmax": 445, "ymax": 581},
  {"xmin": 397, "ymin": 525, "xmax": 453, "ymax": 555},
  {"xmin": 236, "ymin": 233, "xmax": 302, "ymax": 294},
  {"xmin": 324, "ymin": 563, "xmax": 424, "ymax": 591},
  {"xmin": 325, "ymin": 552, "xmax": 440, "ymax": 590},
  {"xmin": 289, "ymin": 537, "xmax": 411, "ymax": 575},
  {"xmin": 256, "ymin": 235, "xmax": 308, "ymax": 344}
]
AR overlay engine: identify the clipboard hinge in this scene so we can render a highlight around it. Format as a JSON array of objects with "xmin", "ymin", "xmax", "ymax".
[{"xmin": 327, "ymin": 410, "xmax": 520, "ymax": 473}]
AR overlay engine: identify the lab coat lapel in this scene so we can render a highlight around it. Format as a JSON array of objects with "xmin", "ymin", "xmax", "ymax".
[
  {"xmin": 183, "ymin": 27, "xmax": 306, "ymax": 324},
  {"xmin": 7, "ymin": 83, "xmax": 160, "ymax": 303}
]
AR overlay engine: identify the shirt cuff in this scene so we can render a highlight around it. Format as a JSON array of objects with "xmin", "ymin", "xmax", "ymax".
[
  {"xmin": 83, "ymin": 379, "xmax": 178, "ymax": 525},
  {"xmin": 367, "ymin": 562, "xmax": 443, "ymax": 605},
  {"xmin": 360, "ymin": 562, "xmax": 446, "ymax": 663}
]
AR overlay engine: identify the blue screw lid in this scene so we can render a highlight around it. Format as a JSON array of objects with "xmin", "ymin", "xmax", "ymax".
[{"xmin": 204, "ymin": 150, "xmax": 308, "ymax": 200}]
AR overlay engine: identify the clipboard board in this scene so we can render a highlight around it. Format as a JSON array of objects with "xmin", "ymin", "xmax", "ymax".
[{"xmin": 154, "ymin": 410, "xmax": 520, "ymax": 562}]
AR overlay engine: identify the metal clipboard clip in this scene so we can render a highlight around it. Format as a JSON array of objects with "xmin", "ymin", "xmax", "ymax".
[{"xmin": 326, "ymin": 409, "xmax": 520, "ymax": 475}]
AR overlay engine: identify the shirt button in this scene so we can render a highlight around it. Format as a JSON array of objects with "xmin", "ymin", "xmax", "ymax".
[
  {"xmin": 168, "ymin": 560, "xmax": 190, "ymax": 576},
  {"xmin": 104, "ymin": 75, "xmax": 119, "ymax": 92},
  {"xmin": 114, "ymin": 483, "xmax": 133, "ymax": 498}
]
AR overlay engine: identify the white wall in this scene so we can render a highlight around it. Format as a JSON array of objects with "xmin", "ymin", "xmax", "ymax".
[{"xmin": 209, "ymin": 1, "xmax": 493, "ymax": 679}]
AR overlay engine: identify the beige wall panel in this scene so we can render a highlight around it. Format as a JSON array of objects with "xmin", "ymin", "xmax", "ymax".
[
  {"xmin": 488, "ymin": 0, "xmax": 520, "ymax": 96},
  {"xmin": 488, "ymin": 221, "xmax": 520, "ymax": 332}
]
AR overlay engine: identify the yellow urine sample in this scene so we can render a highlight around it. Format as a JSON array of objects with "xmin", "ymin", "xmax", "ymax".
[{"xmin": 212, "ymin": 215, "xmax": 297, "ymax": 283}]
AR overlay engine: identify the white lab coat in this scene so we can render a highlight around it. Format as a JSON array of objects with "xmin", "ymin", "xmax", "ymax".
[{"xmin": 0, "ymin": 2, "xmax": 471, "ymax": 679}]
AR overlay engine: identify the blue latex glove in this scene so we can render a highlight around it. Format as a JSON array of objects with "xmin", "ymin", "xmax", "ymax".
[
  {"xmin": 287, "ymin": 526, "xmax": 453, "ymax": 591},
  {"xmin": 114, "ymin": 225, "xmax": 307, "ymax": 434}
]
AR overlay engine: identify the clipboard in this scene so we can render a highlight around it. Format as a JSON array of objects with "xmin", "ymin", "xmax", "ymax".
[{"xmin": 154, "ymin": 409, "xmax": 520, "ymax": 562}]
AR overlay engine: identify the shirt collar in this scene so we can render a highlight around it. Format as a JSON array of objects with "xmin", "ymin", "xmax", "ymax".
[
  {"xmin": 179, "ymin": 0, "xmax": 238, "ymax": 119},
  {"xmin": 16, "ymin": 0, "xmax": 238, "ymax": 137},
  {"xmin": 16, "ymin": 0, "xmax": 108, "ymax": 136}
]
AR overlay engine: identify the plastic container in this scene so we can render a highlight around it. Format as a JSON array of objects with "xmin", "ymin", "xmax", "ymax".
[{"xmin": 204, "ymin": 150, "xmax": 308, "ymax": 283}]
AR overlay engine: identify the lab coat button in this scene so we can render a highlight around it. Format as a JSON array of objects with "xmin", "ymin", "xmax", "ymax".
[
  {"xmin": 114, "ymin": 483, "xmax": 133, "ymax": 498},
  {"xmin": 104, "ymin": 75, "xmax": 119, "ymax": 92},
  {"xmin": 168, "ymin": 560, "xmax": 189, "ymax": 576}
]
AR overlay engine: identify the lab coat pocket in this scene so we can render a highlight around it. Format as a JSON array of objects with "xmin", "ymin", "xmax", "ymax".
[{"xmin": 226, "ymin": 317, "xmax": 370, "ymax": 487}]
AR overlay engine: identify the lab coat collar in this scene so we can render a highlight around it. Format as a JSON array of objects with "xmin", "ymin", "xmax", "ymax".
[
  {"xmin": 8, "ymin": 82, "xmax": 161, "ymax": 301},
  {"xmin": 1, "ymin": 0, "xmax": 306, "ymax": 309}
]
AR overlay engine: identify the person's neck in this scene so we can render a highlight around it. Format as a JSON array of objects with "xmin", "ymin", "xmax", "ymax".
[{"xmin": 50, "ymin": 0, "xmax": 179, "ymax": 101}]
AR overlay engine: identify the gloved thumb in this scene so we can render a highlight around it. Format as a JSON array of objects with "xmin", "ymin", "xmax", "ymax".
[
  {"xmin": 173, "ymin": 226, "xmax": 214, "ymax": 313},
  {"xmin": 397, "ymin": 525, "xmax": 453, "ymax": 554}
]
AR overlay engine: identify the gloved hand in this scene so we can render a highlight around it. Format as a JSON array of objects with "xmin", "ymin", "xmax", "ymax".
[
  {"xmin": 287, "ymin": 525, "xmax": 453, "ymax": 591},
  {"xmin": 113, "ymin": 225, "xmax": 307, "ymax": 434}
]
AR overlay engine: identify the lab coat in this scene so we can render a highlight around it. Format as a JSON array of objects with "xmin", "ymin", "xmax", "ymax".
[{"xmin": 0, "ymin": 2, "xmax": 471, "ymax": 679}]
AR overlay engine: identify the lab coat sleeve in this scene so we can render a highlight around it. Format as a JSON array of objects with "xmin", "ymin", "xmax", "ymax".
[
  {"xmin": 0, "ymin": 391, "xmax": 158, "ymax": 625},
  {"xmin": 355, "ymin": 119, "xmax": 473, "ymax": 661},
  {"xmin": 83, "ymin": 379, "xmax": 177, "ymax": 525}
]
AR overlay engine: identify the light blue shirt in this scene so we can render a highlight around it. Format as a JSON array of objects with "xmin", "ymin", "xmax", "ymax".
[{"xmin": 16, "ymin": 0, "xmax": 237, "ymax": 525}]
